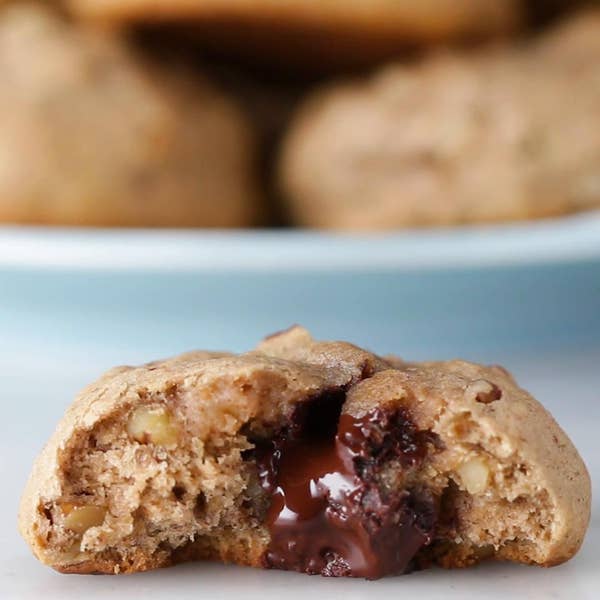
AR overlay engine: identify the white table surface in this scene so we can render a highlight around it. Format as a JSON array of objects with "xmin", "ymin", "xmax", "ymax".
[{"xmin": 2, "ymin": 347, "xmax": 598, "ymax": 599}]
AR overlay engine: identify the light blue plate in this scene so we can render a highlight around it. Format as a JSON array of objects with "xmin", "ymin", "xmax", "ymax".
[
  {"xmin": 1, "ymin": 214, "xmax": 599, "ymax": 370},
  {"xmin": 3, "ymin": 219, "xmax": 599, "ymax": 600}
]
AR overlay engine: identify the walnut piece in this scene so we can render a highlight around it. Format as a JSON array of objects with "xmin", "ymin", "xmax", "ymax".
[
  {"xmin": 457, "ymin": 457, "xmax": 490, "ymax": 494},
  {"xmin": 127, "ymin": 406, "xmax": 179, "ymax": 446},
  {"xmin": 62, "ymin": 504, "xmax": 107, "ymax": 535}
]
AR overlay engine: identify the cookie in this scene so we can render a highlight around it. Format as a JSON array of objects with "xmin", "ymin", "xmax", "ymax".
[
  {"xmin": 279, "ymin": 9, "xmax": 600, "ymax": 229},
  {"xmin": 19, "ymin": 327, "xmax": 590, "ymax": 578},
  {"xmin": 0, "ymin": 3, "xmax": 260, "ymax": 227},
  {"xmin": 67, "ymin": 0, "xmax": 522, "ymax": 69}
]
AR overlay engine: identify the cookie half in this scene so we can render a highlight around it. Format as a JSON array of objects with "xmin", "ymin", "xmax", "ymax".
[
  {"xmin": 19, "ymin": 327, "xmax": 590, "ymax": 577},
  {"xmin": 0, "ymin": 3, "xmax": 260, "ymax": 227},
  {"xmin": 279, "ymin": 9, "xmax": 600, "ymax": 229}
]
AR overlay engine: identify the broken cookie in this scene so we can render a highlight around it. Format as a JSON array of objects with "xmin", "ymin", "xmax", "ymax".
[{"xmin": 19, "ymin": 327, "xmax": 590, "ymax": 578}]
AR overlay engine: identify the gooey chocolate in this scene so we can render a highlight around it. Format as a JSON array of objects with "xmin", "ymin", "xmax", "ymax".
[{"xmin": 253, "ymin": 397, "xmax": 438, "ymax": 579}]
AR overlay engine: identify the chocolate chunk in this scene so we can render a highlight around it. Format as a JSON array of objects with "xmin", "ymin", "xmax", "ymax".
[{"xmin": 253, "ymin": 396, "xmax": 438, "ymax": 579}]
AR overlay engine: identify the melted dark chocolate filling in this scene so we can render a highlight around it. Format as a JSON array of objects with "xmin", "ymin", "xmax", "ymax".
[{"xmin": 252, "ymin": 395, "xmax": 438, "ymax": 579}]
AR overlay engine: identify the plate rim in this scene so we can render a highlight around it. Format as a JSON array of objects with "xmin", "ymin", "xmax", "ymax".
[{"xmin": 1, "ymin": 212, "xmax": 599, "ymax": 272}]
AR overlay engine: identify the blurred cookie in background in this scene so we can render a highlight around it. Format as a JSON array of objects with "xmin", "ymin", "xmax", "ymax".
[
  {"xmin": 525, "ymin": 0, "xmax": 585, "ymax": 26},
  {"xmin": 278, "ymin": 9, "xmax": 600, "ymax": 230},
  {"xmin": 0, "ymin": 2, "xmax": 261, "ymax": 227},
  {"xmin": 199, "ymin": 63, "xmax": 314, "ymax": 226},
  {"xmin": 136, "ymin": 27, "xmax": 314, "ymax": 226},
  {"xmin": 67, "ymin": 0, "xmax": 522, "ymax": 70},
  {"xmin": 536, "ymin": 5, "xmax": 600, "ymax": 60}
]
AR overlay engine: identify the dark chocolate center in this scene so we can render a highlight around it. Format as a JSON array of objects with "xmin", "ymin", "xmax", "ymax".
[{"xmin": 253, "ymin": 396, "xmax": 437, "ymax": 579}]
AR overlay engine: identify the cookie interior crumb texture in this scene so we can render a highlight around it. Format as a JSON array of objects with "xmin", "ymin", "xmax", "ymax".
[{"xmin": 19, "ymin": 327, "xmax": 591, "ymax": 578}]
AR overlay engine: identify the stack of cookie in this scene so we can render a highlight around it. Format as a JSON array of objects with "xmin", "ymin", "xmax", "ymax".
[{"xmin": 0, "ymin": 0, "xmax": 598, "ymax": 229}]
